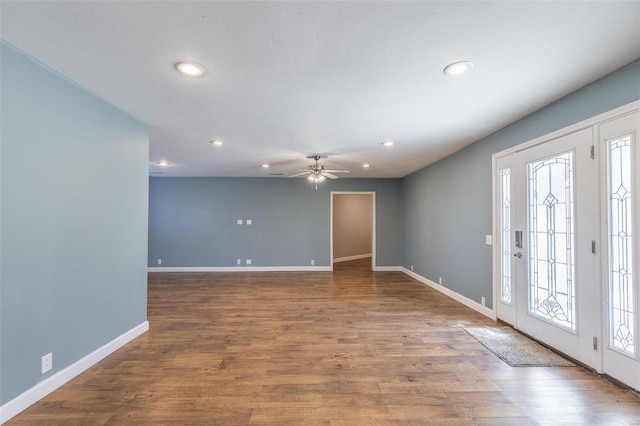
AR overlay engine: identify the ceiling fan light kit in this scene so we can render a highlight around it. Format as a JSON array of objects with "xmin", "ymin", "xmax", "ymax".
[
  {"xmin": 288, "ymin": 154, "xmax": 349, "ymax": 189},
  {"xmin": 307, "ymin": 174, "xmax": 326, "ymax": 183}
]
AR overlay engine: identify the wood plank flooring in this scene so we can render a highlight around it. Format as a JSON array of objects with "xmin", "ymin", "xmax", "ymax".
[{"xmin": 7, "ymin": 258, "xmax": 640, "ymax": 425}]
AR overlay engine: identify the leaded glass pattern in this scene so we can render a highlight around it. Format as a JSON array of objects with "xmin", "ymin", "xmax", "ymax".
[
  {"xmin": 500, "ymin": 168, "xmax": 512, "ymax": 304},
  {"xmin": 527, "ymin": 152, "xmax": 576, "ymax": 330},
  {"xmin": 608, "ymin": 135, "xmax": 635, "ymax": 356}
]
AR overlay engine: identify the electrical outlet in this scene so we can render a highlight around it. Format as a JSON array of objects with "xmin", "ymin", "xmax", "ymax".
[
  {"xmin": 481, "ymin": 296, "xmax": 486, "ymax": 306},
  {"xmin": 237, "ymin": 219, "xmax": 243, "ymax": 225},
  {"xmin": 236, "ymin": 259, "xmax": 241, "ymax": 265},
  {"xmin": 439, "ymin": 277, "xmax": 442, "ymax": 285},
  {"xmin": 311, "ymin": 260, "xmax": 315, "ymax": 266},
  {"xmin": 411, "ymin": 265, "xmax": 414, "ymax": 271},
  {"xmin": 42, "ymin": 352, "xmax": 52, "ymax": 374},
  {"xmin": 246, "ymin": 219, "xmax": 252, "ymax": 225},
  {"xmin": 157, "ymin": 259, "xmax": 162, "ymax": 265},
  {"xmin": 485, "ymin": 235, "xmax": 493, "ymax": 245},
  {"xmin": 246, "ymin": 259, "xmax": 251, "ymax": 265}
]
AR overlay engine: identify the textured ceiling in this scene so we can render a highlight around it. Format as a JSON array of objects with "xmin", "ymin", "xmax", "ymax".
[{"xmin": 1, "ymin": 1, "xmax": 639, "ymax": 178}]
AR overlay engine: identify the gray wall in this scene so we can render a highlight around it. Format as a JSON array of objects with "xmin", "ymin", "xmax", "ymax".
[
  {"xmin": 402, "ymin": 59, "xmax": 640, "ymax": 309},
  {"xmin": 333, "ymin": 194, "xmax": 373, "ymax": 260},
  {"xmin": 149, "ymin": 178, "xmax": 402, "ymax": 267},
  {"xmin": 0, "ymin": 41, "xmax": 149, "ymax": 404}
]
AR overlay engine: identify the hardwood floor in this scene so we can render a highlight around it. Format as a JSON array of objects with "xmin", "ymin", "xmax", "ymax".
[{"xmin": 7, "ymin": 258, "xmax": 640, "ymax": 425}]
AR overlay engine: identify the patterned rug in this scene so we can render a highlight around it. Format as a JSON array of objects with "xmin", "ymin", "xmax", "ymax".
[{"xmin": 464, "ymin": 326, "xmax": 575, "ymax": 367}]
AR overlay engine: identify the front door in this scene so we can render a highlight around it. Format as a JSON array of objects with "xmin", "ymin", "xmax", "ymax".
[
  {"xmin": 495, "ymin": 104, "xmax": 640, "ymax": 390},
  {"xmin": 512, "ymin": 127, "xmax": 601, "ymax": 368}
]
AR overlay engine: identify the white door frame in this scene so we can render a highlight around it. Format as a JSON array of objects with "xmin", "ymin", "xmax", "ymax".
[
  {"xmin": 492, "ymin": 100, "xmax": 640, "ymax": 379},
  {"xmin": 330, "ymin": 191, "xmax": 376, "ymax": 271}
]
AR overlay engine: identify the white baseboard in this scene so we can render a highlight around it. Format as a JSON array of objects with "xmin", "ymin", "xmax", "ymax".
[
  {"xmin": 401, "ymin": 268, "xmax": 496, "ymax": 320},
  {"xmin": 148, "ymin": 266, "xmax": 332, "ymax": 272},
  {"xmin": 333, "ymin": 253, "xmax": 372, "ymax": 263},
  {"xmin": 0, "ymin": 321, "xmax": 149, "ymax": 424},
  {"xmin": 374, "ymin": 266, "xmax": 403, "ymax": 271},
  {"xmin": 150, "ymin": 264, "xmax": 401, "ymax": 272}
]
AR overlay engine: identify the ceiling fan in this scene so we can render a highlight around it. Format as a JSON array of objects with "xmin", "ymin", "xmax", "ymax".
[{"xmin": 289, "ymin": 154, "xmax": 349, "ymax": 188}]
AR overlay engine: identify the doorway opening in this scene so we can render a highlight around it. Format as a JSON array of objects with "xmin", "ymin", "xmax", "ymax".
[{"xmin": 331, "ymin": 192, "xmax": 375, "ymax": 271}]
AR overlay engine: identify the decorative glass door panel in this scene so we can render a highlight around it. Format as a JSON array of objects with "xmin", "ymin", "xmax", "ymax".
[
  {"xmin": 607, "ymin": 134, "xmax": 635, "ymax": 356},
  {"xmin": 527, "ymin": 152, "xmax": 576, "ymax": 330},
  {"xmin": 500, "ymin": 168, "xmax": 512, "ymax": 304}
]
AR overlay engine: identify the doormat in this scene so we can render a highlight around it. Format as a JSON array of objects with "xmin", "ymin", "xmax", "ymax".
[{"xmin": 464, "ymin": 327, "xmax": 575, "ymax": 367}]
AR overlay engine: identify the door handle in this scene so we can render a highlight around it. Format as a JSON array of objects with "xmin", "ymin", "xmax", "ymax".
[{"xmin": 513, "ymin": 252, "xmax": 523, "ymax": 259}]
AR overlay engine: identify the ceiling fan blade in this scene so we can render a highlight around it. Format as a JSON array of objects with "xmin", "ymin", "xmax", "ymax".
[
  {"xmin": 288, "ymin": 171, "xmax": 311, "ymax": 178},
  {"xmin": 323, "ymin": 172, "xmax": 339, "ymax": 179},
  {"xmin": 323, "ymin": 170, "xmax": 350, "ymax": 173}
]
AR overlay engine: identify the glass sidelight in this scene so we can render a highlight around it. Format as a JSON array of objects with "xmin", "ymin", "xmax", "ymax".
[
  {"xmin": 500, "ymin": 168, "xmax": 512, "ymax": 304},
  {"xmin": 607, "ymin": 134, "xmax": 635, "ymax": 356}
]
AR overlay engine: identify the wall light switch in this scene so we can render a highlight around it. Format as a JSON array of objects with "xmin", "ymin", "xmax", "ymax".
[
  {"xmin": 246, "ymin": 219, "xmax": 252, "ymax": 225},
  {"xmin": 237, "ymin": 219, "xmax": 243, "ymax": 225},
  {"xmin": 485, "ymin": 235, "xmax": 493, "ymax": 245}
]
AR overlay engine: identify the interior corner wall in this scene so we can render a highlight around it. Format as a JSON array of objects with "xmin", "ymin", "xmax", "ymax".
[
  {"xmin": 148, "ymin": 178, "xmax": 401, "ymax": 268},
  {"xmin": 333, "ymin": 194, "xmax": 373, "ymax": 260},
  {"xmin": 402, "ymin": 58, "xmax": 640, "ymax": 310},
  {"xmin": 0, "ymin": 41, "xmax": 149, "ymax": 404}
]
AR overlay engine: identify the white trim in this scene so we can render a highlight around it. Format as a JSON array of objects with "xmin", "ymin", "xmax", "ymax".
[
  {"xmin": 402, "ymin": 268, "xmax": 496, "ymax": 320},
  {"xmin": 374, "ymin": 266, "xmax": 403, "ymax": 272},
  {"xmin": 0, "ymin": 321, "xmax": 149, "ymax": 424},
  {"xmin": 148, "ymin": 266, "xmax": 332, "ymax": 272},
  {"xmin": 333, "ymin": 253, "xmax": 372, "ymax": 263}
]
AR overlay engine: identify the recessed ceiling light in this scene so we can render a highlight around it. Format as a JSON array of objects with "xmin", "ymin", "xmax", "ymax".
[
  {"xmin": 443, "ymin": 61, "xmax": 473, "ymax": 76},
  {"xmin": 362, "ymin": 164, "xmax": 371, "ymax": 168},
  {"xmin": 156, "ymin": 161, "xmax": 170, "ymax": 167},
  {"xmin": 261, "ymin": 164, "xmax": 270, "ymax": 168},
  {"xmin": 210, "ymin": 140, "xmax": 224, "ymax": 146},
  {"xmin": 174, "ymin": 61, "xmax": 205, "ymax": 77},
  {"xmin": 381, "ymin": 140, "xmax": 395, "ymax": 147}
]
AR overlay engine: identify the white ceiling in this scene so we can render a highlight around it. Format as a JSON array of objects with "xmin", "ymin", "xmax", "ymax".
[{"xmin": 1, "ymin": 1, "xmax": 639, "ymax": 178}]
